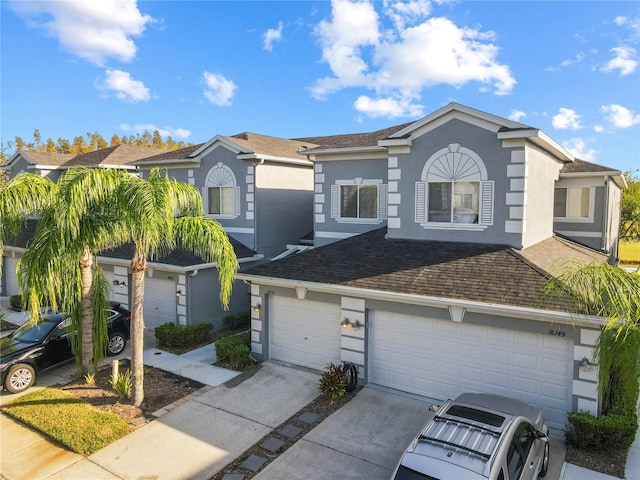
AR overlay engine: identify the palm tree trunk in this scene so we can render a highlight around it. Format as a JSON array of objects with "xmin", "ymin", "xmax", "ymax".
[
  {"xmin": 80, "ymin": 247, "xmax": 94, "ymax": 374},
  {"xmin": 131, "ymin": 247, "xmax": 146, "ymax": 407}
]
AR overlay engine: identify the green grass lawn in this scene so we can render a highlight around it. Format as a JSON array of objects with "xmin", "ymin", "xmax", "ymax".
[
  {"xmin": 619, "ymin": 240, "xmax": 640, "ymax": 265},
  {"xmin": 1, "ymin": 389, "xmax": 131, "ymax": 455}
]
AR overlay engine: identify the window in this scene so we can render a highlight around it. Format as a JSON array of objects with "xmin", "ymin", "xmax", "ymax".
[
  {"xmin": 208, "ymin": 186, "xmax": 235, "ymax": 215},
  {"xmin": 202, "ymin": 163, "xmax": 240, "ymax": 218},
  {"xmin": 554, "ymin": 187, "xmax": 591, "ymax": 219},
  {"xmin": 416, "ymin": 143, "xmax": 493, "ymax": 227},
  {"xmin": 331, "ymin": 180, "xmax": 387, "ymax": 223}
]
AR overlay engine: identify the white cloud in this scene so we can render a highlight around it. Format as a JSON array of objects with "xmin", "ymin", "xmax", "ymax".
[
  {"xmin": 97, "ymin": 69, "xmax": 150, "ymax": 103},
  {"xmin": 263, "ymin": 21, "xmax": 284, "ymax": 51},
  {"xmin": 354, "ymin": 94, "xmax": 424, "ymax": 118},
  {"xmin": 552, "ymin": 108, "xmax": 583, "ymax": 130},
  {"xmin": 9, "ymin": 0, "xmax": 153, "ymax": 66},
  {"xmin": 120, "ymin": 123, "xmax": 191, "ymax": 139},
  {"xmin": 311, "ymin": 0, "xmax": 515, "ymax": 119},
  {"xmin": 601, "ymin": 104, "xmax": 640, "ymax": 128},
  {"xmin": 601, "ymin": 46, "xmax": 638, "ymax": 76},
  {"xmin": 594, "ymin": 125, "xmax": 605, "ymax": 133},
  {"xmin": 562, "ymin": 138, "xmax": 598, "ymax": 162},
  {"xmin": 508, "ymin": 110, "xmax": 527, "ymax": 122},
  {"xmin": 203, "ymin": 72, "xmax": 237, "ymax": 106},
  {"xmin": 614, "ymin": 16, "xmax": 627, "ymax": 27}
]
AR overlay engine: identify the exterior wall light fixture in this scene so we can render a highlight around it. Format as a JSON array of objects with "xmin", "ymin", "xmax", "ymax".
[
  {"xmin": 253, "ymin": 303, "xmax": 262, "ymax": 312},
  {"xmin": 113, "ymin": 280, "xmax": 126, "ymax": 288},
  {"xmin": 580, "ymin": 357, "xmax": 592, "ymax": 371},
  {"xmin": 176, "ymin": 290, "xmax": 185, "ymax": 297},
  {"xmin": 341, "ymin": 318, "xmax": 350, "ymax": 328}
]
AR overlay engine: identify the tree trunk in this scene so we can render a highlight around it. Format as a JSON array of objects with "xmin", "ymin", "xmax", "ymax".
[
  {"xmin": 79, "ymin": 247, "xmax": 94, "ymax": 374},
  {"xmin": 131, "ymin": 247, "xmax": 147, "ymax": 407}
]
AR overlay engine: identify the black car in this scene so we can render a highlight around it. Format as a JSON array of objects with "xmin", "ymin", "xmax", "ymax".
[{"xmin": 0, "ymin": 302, "xmax": 131, "ymax": 394}]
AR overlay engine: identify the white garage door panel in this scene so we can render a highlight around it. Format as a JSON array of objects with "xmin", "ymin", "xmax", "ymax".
[
  {"xmin": 270, "ymin": 297, "xmax": 341, "ymax": 371},
  {"xmin": 370, "ymin": 311, "xmax": 573, "ymax": 431},
  {"xmin": 4, "ymin": 256, "xmax": 20, "ymax": 296},
  {"xmin": 144, "ymin": 278, "xmax": 177, "ymax": 329}
]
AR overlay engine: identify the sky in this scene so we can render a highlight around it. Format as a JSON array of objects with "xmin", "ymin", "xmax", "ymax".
[{"xmin": 1, "ymin": 0, "xmax": 639, "ymax": 174}]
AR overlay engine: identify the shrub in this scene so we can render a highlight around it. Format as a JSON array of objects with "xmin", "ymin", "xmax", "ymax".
[
  {"xmin": 565, "ymin": 411, "xmax": 638, "ymax": 452},
  {"xmin": 155, "ymin": 322, "xmax": 212, "ymax": 349},
  {"xmin": 223, "ymin": 311, "xmax": 250, "ymax": 329},
  {"xmin": 9, "ymin": 294, "xmax": 23, "ymax": 311},
  {"xmin": 215, "ymin": 331, "xmax": 251, "ymax": 366},
  {"xmin": 109, "ymin": 369, "xmax": 132, "ymax": 398},
  {"xmin": 318, "ymin": 363, "xmax": 346, "ymax": 402}
]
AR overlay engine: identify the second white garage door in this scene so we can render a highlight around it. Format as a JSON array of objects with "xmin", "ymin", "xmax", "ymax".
[
  {"xmin": 270, "ymin": 296, "xmax": 341, "ymax": 371},
  {"xmin": 3, "ymin": 256, "xmax": 20, "ymax": 296},
  {"xmin": 143, "ymin": 277, "xmax": 177, "ymax": 329},
  {"xmin": 369, "ymin": 310, "xmax": 573, "ymax": 431}
]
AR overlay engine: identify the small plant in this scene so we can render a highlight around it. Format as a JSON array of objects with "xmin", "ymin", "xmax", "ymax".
[
  {"xmin": 9, "ymin": 294, "xmax": 23, "ymax": 311},
  {"xmin": 565, "ymin": 410, "xmax": 638, "ymax": 453},
  {"xmin": 318, "ymin": 363, "xmax": 346, "ymax": 402},
  {"xmin": 223, "ymin": 311, "xmax": 250, "ymax": 329},
  {"xmin": 84, "ymin": 373, "xmax": 96, "ymax": 386},
  {"xmin": 155, "ymin": 322, "xmax": 212, "ymax": 349},
  {"xmin": 109, "ymin": 369, "xmax": 132, "ymax": 398}
]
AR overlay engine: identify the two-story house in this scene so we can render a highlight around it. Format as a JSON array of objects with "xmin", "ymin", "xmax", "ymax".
[{"xmin": 238, "ymin": 103, "xmax": 625, "ymax": 434}]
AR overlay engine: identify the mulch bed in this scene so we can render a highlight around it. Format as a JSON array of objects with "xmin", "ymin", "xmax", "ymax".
[{"xmin": 565, "ymin": 444, "xmax": 627, "ymax": 478}]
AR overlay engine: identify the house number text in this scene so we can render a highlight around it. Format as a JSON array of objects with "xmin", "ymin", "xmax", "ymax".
[{"xmin": 548, "ymin": 329, "xmax": 566, "ymax": 337}]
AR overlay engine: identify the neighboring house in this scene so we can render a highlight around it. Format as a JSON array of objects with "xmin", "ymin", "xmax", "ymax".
[
  {"xmin": 1, "ymin": 220, "xmax": 262, "ymax": 330},
  {"xmin": 134, "ymin": 132, "xmax": 320, "ymax": 259},
  {"xmin": 1, "ymin": 145, "xmax": 167, "ymax": 181},
  {"xmin": 238, "ymin": 103, "xmax": 626, "ymax": 433}
]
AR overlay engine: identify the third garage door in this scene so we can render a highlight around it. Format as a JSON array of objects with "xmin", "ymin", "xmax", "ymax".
[
  {"xmin": 270, "ymin": 296, "xmax": 341, "ymax": 371},
  {"xmin": 369, "ymin": 310, "xmax": 573, "ymax": 431}
]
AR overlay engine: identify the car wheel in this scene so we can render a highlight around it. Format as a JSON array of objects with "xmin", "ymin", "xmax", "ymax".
[
  {"xmin": 5, "ymin": 364, "xmax": 36, "ymax": 394},
  {"xmin": 539, "ymin": 441, "xmax": 549, "ymax": 477},
  {"xmin": 107, "ymin": 332, "xmax": 126, "ymax": 356}
]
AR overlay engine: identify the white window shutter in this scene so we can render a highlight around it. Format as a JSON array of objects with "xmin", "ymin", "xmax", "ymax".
[
  {"xmin": 234, "ymin": 186, "xmax": 241, "ymax": 216},
  {"xmin": 480, "ymin": 181, "xmax": 494, "ymax": 225},
  {"xmin": 201, "ymin": 187, "xmax": 209, "ymax": 214},
  {"xmin": 331, "ymin": 184, "xmax": 340, "ymax": 219},
  {"xmin": 378, "ymin": 184, "xmax": 388, "ymax": 219},
  {"xmin": 415, "ymin": 182, "xmax": 426, "ymax": 223}
]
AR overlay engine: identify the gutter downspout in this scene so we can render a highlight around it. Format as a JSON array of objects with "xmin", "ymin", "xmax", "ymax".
[
  {"xmin": 253, "ymin": 159, "xmax": 265, "ymax": 253},
  {"xmin": 601, "ymin": 178, "xmax": 610, "ymax": 254}
]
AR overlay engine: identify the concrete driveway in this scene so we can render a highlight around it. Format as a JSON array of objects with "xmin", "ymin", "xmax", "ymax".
[{"xmin": 254, "ymin": 387, "xmax": 567, "ymax": 480}]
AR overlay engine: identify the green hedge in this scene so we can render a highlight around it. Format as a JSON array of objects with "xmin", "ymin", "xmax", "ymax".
[
  {"xmin": 223, "ymin": 311, "xmax": 250, "ymax": 329},
  {"xmin": 155, "ymin": 322, "xmax": 212, "ymax": 349},
  {"xmin": 215, "ymin": 331, "xmax": 252, "ymax": 369},
  {"xmin": 565, "ymin": 411, "xmax": 638, "ymax": 452},
  {"xmin": 9, "ymin": 294, "xmax": 23, "ymax": 311}
]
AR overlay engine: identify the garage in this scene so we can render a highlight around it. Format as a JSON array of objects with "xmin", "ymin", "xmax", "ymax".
[
  {"xmin": 3, "ymin": 256, "xmax": 20, "ymax": 296},
  {"xmin": 369, "ymin": 310, "xmax": 573, "ymax": 431},
  {"xmin": 143, "ymin": 277, "xmax": 177, "ymax": 329},
  {"xmin": 269, "ymin": 296, "xmax": 341, "ymax": 371}
]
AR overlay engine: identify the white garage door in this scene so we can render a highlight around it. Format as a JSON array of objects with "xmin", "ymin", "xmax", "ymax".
[
  {"xmin": 143, "ymin": 277, "xmax": 177, "ymax": 329},
  {"xmin": 370, "ymin": 311, "xmax": 573, "ymax": 431},
  {"xmin": 270, "ymin": 296, "xmax": 341, "ymax": 371},
  {"xmin": 3, "ymin": 256, "xmax": 20, "ymax": 296}
]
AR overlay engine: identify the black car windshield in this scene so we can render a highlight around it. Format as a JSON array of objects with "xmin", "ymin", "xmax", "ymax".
[{"xmin": 11, "ymin": 318, "xmax": 60, "ymax": 343}]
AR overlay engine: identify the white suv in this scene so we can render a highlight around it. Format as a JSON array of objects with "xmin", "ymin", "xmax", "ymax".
[{"xmin": 391, "ymin": 393, "xmax": 550, "ymax": 480}]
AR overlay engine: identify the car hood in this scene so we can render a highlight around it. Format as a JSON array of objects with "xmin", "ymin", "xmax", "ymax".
[{"xmin": 0, "ymin": 336, "xmax": 37, "ymax": 363}]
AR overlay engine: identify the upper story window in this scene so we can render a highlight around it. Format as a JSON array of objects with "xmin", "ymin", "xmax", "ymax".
[
  {"xmin": 554, "ymin": 187, "xmax": 593, "ymax": 221},
  {"xmin": 331, "ymin": 179, "xmax": 387, "ymax": 224},
  {"xmin": 202, "ymin": 163, "xmax": 240, "ymax": 219},
  {"xmin": 416, "ymin": 143, "xmax": 493, "ymax": 228}
]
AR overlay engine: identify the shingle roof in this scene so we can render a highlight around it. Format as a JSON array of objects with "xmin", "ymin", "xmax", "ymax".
[
  {"xmin": 243, "ymin": 228, "xmax": 607, "ymax": 312},
  {"xmin": 561, "ymin": 158, "xmax": 621, "ymax": 174},
  {"xmin": 12, "ymin": 151, "xmax": 75, "ymax": 166},
  {"xmin": 6, "ymin": 220, "xmax": 256, "ymax": 268},
  {"xmin": 7, "ymin": 146, "xmax": 169, "ymax": 168},
  {"xmin": 226, "ymin": 132, "xmax": 320, "ymax": 159},
  {"xmin": 294, "ymin": 122, "xmax": 414, "ymax": 151},
  {"xmin": 133, "ymin": 143, "xmax": 205, "ymax": 164}
]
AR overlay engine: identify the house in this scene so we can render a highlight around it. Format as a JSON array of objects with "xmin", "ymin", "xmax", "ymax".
[
  {"xmin": 1, "ymin": 220, "xmax": 262, "ymax": 330},
  {"xmin": 133, "ymin": 132, "xmax": 320, "ymax": 259},
  {"xmin": 1, "ymin": 145, "xmax": 167, "ymax": 182},
  {"xmin": 237, "ymin": 103, "xmax": 626, "ymax": 433}
]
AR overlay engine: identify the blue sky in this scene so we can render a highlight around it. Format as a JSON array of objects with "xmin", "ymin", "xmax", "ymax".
[{"xmin": 2, "ymin": 0, "xmax": 639, "ymax": 174}]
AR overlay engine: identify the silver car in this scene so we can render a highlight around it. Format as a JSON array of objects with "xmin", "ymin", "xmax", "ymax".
[{"xmin": 391, "ymin": 393, "xmax": 550, "ymax": 480}]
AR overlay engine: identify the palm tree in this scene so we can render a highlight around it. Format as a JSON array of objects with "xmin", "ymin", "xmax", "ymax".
[
  {"xmin": 546, "ymin": 263, "xmax": 640, "ymax": 414},
  {"xmin": 0, "ymin": 173, "xmax": 54, "ymax": 271},
  {"xmin": 19, "ymin": 167, "xmax": 133, "ymax": 375},
  {"xmin": 118, "ymin": 168, "xmax": 238, "ymax": 407}
]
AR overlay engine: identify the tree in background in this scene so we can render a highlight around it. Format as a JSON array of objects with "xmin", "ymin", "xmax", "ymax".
[{"xmin": 621, "ymin": 170, "xmax": 639, "ymax": 240}]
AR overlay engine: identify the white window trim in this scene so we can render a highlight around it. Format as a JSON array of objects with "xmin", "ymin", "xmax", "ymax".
[
  {"xmin": 553, "ymin": 186, "xmax": 595, "ymax": 223},
  {"xmin": 202, "ymin": 162, "xmax": 241, "ymax": 219},
  {"xmin": 331, "ymin": 178, "xmax": 387, "ymax": 224}
]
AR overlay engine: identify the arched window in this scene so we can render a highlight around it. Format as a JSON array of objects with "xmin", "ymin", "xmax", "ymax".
[
  {"xmin": 415, "ymin": 143, "xmax": 494, "ymax": 226},
  {"xmin": 202, "ymin": 163, "xmax": 240, "ymax": 218}
]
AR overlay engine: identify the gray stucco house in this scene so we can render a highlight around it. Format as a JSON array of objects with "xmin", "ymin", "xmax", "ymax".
[{"xmin": 238, "ymin": 103, "xmax": 626, "ymax": 433}]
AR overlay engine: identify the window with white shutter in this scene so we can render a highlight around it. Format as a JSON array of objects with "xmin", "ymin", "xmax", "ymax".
[
  {"xmin": 331, "ymin": 179, "xmax": 386, "ymax": 223},
  {"xmin": 203, "ymin": 163, "xmax": 240, "ymax": 219}
]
